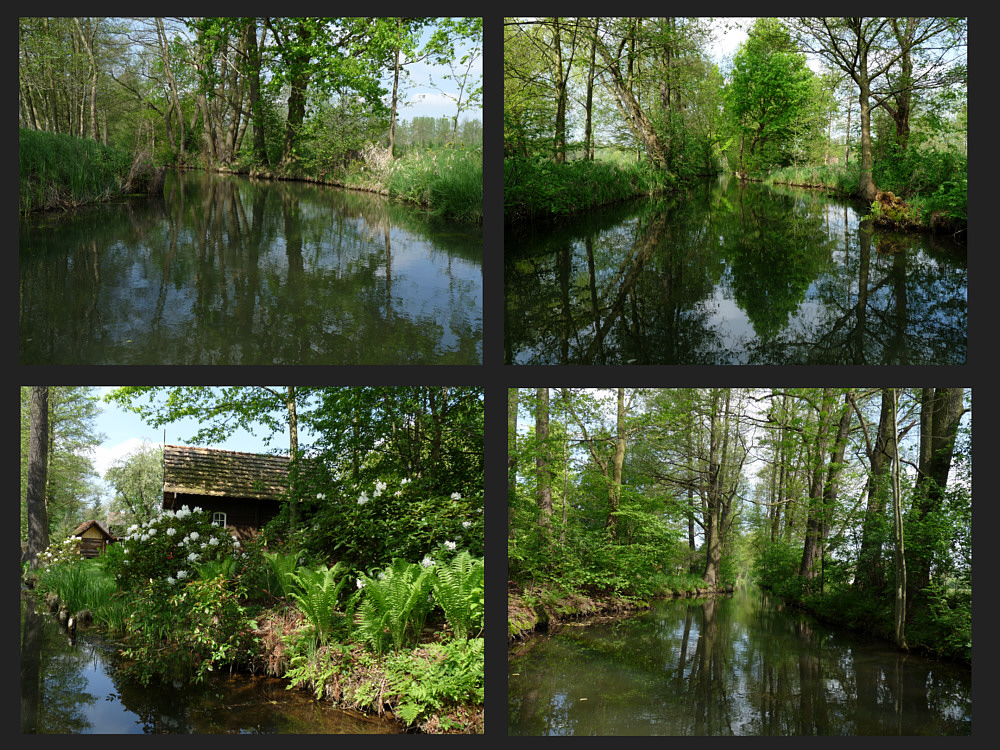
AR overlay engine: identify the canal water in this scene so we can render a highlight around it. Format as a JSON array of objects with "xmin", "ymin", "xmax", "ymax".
[
  {"xmin": 20, "ymin": 594, "xmax": 400, "ymax": 734},
  {"xmin": 504, "ymin": 176, "xmax": 966, "ymax": 365},
  {"xmin": 508, "ymin": 587, "xmax": 971, "ymax": 736},
  {"xmin": 19, "ymin": 170, "xmax": 482, "ymax": 365}
]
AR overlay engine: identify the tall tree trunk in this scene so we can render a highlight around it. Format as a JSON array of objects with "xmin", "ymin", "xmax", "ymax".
[
  {"xmin": 535, "ymin": 388, "xmax": 553, "ymax": 527},
  {"xmin": 607, "ymin": 387, "xmax": 627, "ymax": 540},
  {"xmin": 584, "ymin": 19, "xmax": 598, "ymax": 160},
  {"xmin": 890, "ymin": 388, "xmax": 907, "ymax": 649},
  {"xmin": 855, "ymin": 389, "xmax": 895, "ymax": 593},
  {"xmin": 508, "ymin": 388, "xmax": 519, "ymax": 539},
  {"xmin": 800, "ymin": 390, "xmax": 835, "ymax": 579},
  {"xmin": 702, "ymin": 389, "xmax": 731, "ymax": 587},
  {"xmin": 26, "ymin": 387, "xmax": 50, "ymax": 569},
  {"xmin": 246, "ymin": 19, "xmax": 269, "ymax": 167},
  {"xmin": 906, "ymin": 388, "xmax": 964, "ymax": 617}
]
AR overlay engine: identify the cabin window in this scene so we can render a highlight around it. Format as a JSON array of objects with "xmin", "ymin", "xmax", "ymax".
[{"xmin": 212, "ymin": 512, "xmax": 227, "ymax": 527}]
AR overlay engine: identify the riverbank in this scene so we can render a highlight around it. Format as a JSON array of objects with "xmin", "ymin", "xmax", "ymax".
[
  {"xmin": 27, "ymin": 580, "xmax": 482, "ymax": 734},
  {"xmin": 19, "ymin": 128, "xmax": 164, "ymax": 214},
  {"xmin": 507, "ymin": 580, "xmax": 736, "ymax": 641},
  {"xmin": 188, "ymin": 143, "xmax": 482, "ymax": 223},
  {"xmin": 746, "ymin": 163, "xmax": 967, "ymax": 238},
  {"xmin": 757, "ymin": 582, "xmax": 971, "ymax": 666}
]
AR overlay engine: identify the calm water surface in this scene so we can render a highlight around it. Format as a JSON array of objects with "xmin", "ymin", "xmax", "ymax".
[
  {"xmin": 20, "ymin": 594, "xmax": 400, "ymax": 734},
  {"xmin": 508, "ymin": 587, "xmax": 971, "ymax": 735},
  {"xmin": 505, "ymin": 176, "xmax": 966, "ymax": 364},
  {"xmin": 20, "ymin": 170, "xmax": 482, "ymax": 364}
]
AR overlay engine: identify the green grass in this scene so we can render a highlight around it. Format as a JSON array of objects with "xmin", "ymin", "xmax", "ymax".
[
  {"xmin": 387, "ymin": 146, "xmax": 482, "ymax": 222},
  {"xmin": 19, "ymin": 128, "xmax": 132, "ymax": 214},
  {"xmin": 504, "ymin": 155, "xmax": 669, "ymax": 222}
]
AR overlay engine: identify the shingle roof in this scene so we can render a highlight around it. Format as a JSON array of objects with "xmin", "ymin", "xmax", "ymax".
[
  {"xmin": 162, "ymin": 444, "xmax": 289, "ymax": 501},
  {"xmin": 72, "ymin": 519, "xmax": 116, "ymax": 539}
]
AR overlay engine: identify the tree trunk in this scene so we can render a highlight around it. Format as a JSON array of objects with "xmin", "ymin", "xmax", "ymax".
[
  {"xmin": 26, "ymin": 387, "xmax": 50, "ymax": 569},
  {"xmin": 246, "ymin": 19, "xmax": 270, "ymax": 167},
  {"xmin": 508, "ymin": 388, "xmax": 519, "ymax": 539},
  {"xmin": 535, "ymin": 388, "xmax": 553, "ymax": 527},
  {"xmin": 890, "ymin": 388, "xmax": 907, "ymax": 649},
  {"xmin": 906, "ymin": 388, "xmax": 964, "ymax": 617},
  {"xmin": 607, "ymin": 387, "xmax": 627, "ymax": 540}
]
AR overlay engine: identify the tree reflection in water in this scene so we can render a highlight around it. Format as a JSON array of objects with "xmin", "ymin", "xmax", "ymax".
[{"xmin": 504, "ymin": 176, "xmax": 966, "ymax": 365}]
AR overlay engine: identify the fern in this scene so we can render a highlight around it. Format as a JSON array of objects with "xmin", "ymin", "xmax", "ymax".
[
  {"xmin": 432, "ymin": 551, "xmax": 484, "ymax": 640},
  {"xmin": 263, "ymin": 550, "xmax": 301, "ymax": 600},
  {"xmin": 288, "ymin": 562, "xmax": 351, "ymax": 644},
  {"xmin": 356, "ymin": 559, "xmax": 435, "ymax": 653}
]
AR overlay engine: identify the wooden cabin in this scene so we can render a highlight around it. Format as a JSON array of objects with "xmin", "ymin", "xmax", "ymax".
[
  {"xmin": 71, "ymin": 520, "xmax": 117, "ymax": 558},
  {"xmin": 162, "ymin": 444, "xmax": 289, "ymax": 540}
]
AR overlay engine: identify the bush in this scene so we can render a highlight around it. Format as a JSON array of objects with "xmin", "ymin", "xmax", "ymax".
[
  {"xmin": 106, "ymin": 505, "xmax": 244, "ymax": 591},
  {"xmin": 356, "ymin": 558, "xmax": 436, "ymax": 654},
  {"xmin": 430, "ymin": 550, "xmax": 484, "ymax": 640}
]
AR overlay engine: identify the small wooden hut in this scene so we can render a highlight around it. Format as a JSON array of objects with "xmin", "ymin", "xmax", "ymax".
[
  {"xmin": 162, "ymin": 444, "xmax": 289, "ymax": 540},
  {"xmin": 71, "ymin": 520, "xmax": 117, "ymax": 558}
]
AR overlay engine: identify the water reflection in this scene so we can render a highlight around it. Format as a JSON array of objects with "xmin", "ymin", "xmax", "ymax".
[
  {"xmin": 20, "ymin": 170, "xmax": 482, "ymax": 364},
  {"xmin": 505, "ymin": 177, "xmax": 966, "ymax": 365},
  {"xmin": 20, "ymin": 594, "xmax": 399, "ymax": 734},
  {"xmin": 508, "ymin": 587, "xmax": 971, "ymax": 735}
]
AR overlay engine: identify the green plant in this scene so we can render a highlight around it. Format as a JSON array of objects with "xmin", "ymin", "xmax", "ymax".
[
  {"xmin": 431, "ymin": 551, "xmax": 484, "ymax": 640},
  {"xmin": 262, "ymin": 549, "xmax": 302, "ymax": 600},
  {"xmin": 356, "ymin": 558, "xmax": 435, "ymax": 653},
  {"xmin": 288, "ymin": 562, "xmax": 354, "ymax": 644},
  {"xmin": 106, "ymin": 506, "xmax": 243, "ymax": 590},
  {"xmin": 383, "ymin": 638, "xmax": 485, "ymax": 726}
]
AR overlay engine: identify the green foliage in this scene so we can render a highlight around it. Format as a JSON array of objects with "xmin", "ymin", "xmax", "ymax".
[
  {"xmin": 752, "ymin": 540, "xmax": 805, "ymax": 601},
  {"xmin": 288, "ymin": 562, "xmax": 355, "ymax": 644},
  {"xmin": 385, "ymin": 146, "xmax": 483, "ymax": 222},
  {"xmin": 381, "ymin": 638, "xmax": 484, "ymax": 726},
  {"xmin": 430, "ymin": 551, "xmax": 485, "ymax": 640},
  {"xmin": 105, "ymin": 506, "xmax": 244, "ymax": 590},
  {"xmin": 260, "ymin": 549, "xmax": 301, "ymax": 600},
  {"xmin": 504, "ymin": 155, "xmax": 662, "ymax": 222},
  {"xmin": 356, "ymin": 558, "xmax": 435, "ymax": 653},
  {"xmin": 119, "ymin": 573, "xmax": 260, "ymax": 685},
  {"xmin": 19, "ymin": 128, "xmax": 132, "ymax": 214},
  {"xmin": 35, "ymin": 536, "xmax": 82, "ymax": 569}
]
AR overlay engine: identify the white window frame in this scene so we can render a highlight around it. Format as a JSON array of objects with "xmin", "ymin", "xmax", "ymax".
[{"xmin": 212, "ymin": 511, "xmax": 227, "ymax": 528}]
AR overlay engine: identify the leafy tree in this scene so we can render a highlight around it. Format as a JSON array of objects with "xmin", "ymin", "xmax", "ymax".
[{"xmin": 104, "ymin": 442, "xmax": 164, "ymax": 528}]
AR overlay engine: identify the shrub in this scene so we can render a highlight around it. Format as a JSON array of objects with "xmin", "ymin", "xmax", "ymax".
[
  {"xmin": 288, "ymin": 562, "xmax": 355, "ymax": 644},
  {"xmin": 106, "ymin": 505, "xmax": 244, "ymax": 591}
]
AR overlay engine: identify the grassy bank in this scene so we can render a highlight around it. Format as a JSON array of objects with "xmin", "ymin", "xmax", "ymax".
[
  {"xmin": 26, "ymin": 529, "xmax": 484, "ymax": 734},
  {"xmin": 242, "ymin": 144, "xmax": 483, "ymax": 224},
  {"xmin": 759, "ymin": 151, "xmax": 967, "ymax": 235},
  {"xmin": 504, "ymin": 156, "xmax": 677, "ymax": 223},
  {"xmin": 507, "ymin": 574, "xmax": 733, "ymax": 641},
  {"xmin": 19, "ymin": 128, "xmax": 163, "ymax": 215}
]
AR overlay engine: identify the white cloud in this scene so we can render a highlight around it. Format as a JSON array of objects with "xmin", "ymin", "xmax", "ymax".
[{"xmin": 92, "ymin": 437, "xmax": 150, "ymax": 478}]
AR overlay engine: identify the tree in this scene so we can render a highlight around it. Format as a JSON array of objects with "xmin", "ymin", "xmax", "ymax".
[
  {"xmin": 725, "ymin": 19, "xmax": 818, "ymax": 173},
  {"xmin": 105, "ymin": 442, "xmax": 165, "ymax": 527},
  {"xmin": 790, "ymin": 17, "xmax": 966, "ymax": 200},
  {"xmin": 25, "ymin": 387, "xmax": 50, "ymax": 569}
]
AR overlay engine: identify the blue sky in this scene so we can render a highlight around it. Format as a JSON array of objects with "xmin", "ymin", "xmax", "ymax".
[
  {"xmin": 91, "ymin": 387, "xmax": 304, "ymax": 483},
  {"xmin": 389, "ymin": 22, "xmax": 483, "ymax": 122}
]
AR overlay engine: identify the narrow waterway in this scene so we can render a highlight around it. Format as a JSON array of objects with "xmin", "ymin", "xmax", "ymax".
[
  {"xmin": 505, "ymin": 176, "xmax": 966, "ymax": 365},
  {"xmin": 20, "ymin": 594, "xmax": 400, "ymax": 734},
  {"xmin": 508, "ymin": 587, "xmax": 971, "ymax": 736},
  {"xmin": 19, "ymin": 170, "xmax": 482, "ymax": 365}
]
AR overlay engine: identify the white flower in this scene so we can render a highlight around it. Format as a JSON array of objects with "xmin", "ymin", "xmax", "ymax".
[
  {"xmin": 450, "ymin": 492, "xmax": 461, "ymax": 500},
  {"xmin": 317, "ymin": 492, "xmax": 326, "ymax": 500},
  {"xmin": 462, "ymin": 521, "xmax": 471, "ymax": 529},
  {"xmin": 356, "ymin": 578, "xmax": 365, "ymax": 589},
  {"xmin": 209, "ymin": 537, "xmax": 219, "ymax": 546},
  {"xmin": 188, "ymin": 552, "xmax": 199, "ymax": 563},
  {"xmin": 374, "ymin": 481, "xmax": 387, "ymax": 497},
  {"xmin": 167, "ymin": 576, "xmax": 175, "ymax": 584},
  {"xmin": 189, "ymin": 531, "xmax": 199, "ymax": 541},
  {"xmin": 358, "ymin": 491, "xmax": 370, "ymax": 505},
  {"xmin": 445, "ymin": 541, "xmax": 457, "ymax": 551},
  {"xmin": 395, "ymin": 491, "xmax": 402, "ymax": 497},
  {"xmin": 420, "ymin": 556, "xmax": 435, "ymax": 568},
  {"xmin": 177, "ymin": 570, "xmax": 188, "ymax": 580},
  {"xmin": 148, "ymin": 528, "xmax": 157, "ymax": 536},
  {"xmin": 233, "ymin": 541, "xmax": 240, "ymax": 549},
  {"xmin": 166, "ymin": 527, "xmax": 176, "ymax": 536},
  {"xmin": 193, "ymin": 507, "xmax": 203, "ymax": 513},
  {"xmin": 401, "ymin": 478, "xmax": 410, "ymax": 485}
]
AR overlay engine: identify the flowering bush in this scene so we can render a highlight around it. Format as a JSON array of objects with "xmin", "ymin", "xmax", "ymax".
[
  {"xmin": 106, "ymin": 506, "xmax": 243, "ymax": 590},
  {"xmin": 36, "ymin": 536, "xmax": 82, "ymax": 569}
]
